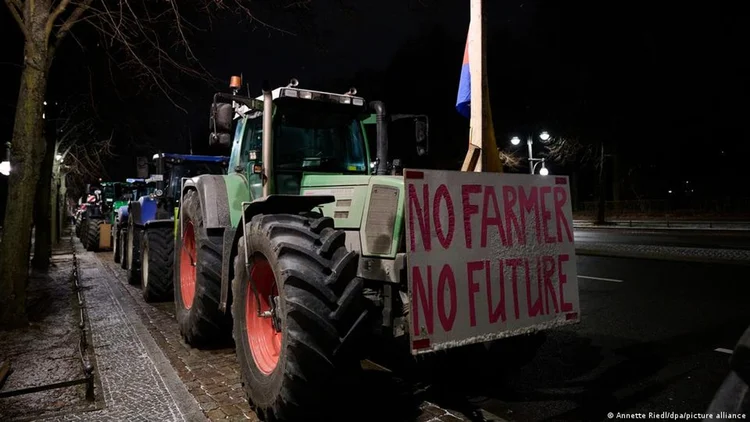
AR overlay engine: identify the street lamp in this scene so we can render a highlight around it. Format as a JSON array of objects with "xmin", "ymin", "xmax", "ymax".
[
  {"xmin": 509, "ymin": 131, "xmax": 551, "ymax": 174},
  {"xmin": 56, "ymin": 154, "xmax": 63, "ymax": 162},
  {"xmin": 539, "ymin": 162, "xmax": 549, "ymax": 176},
  {"xmin": 0, "ymin": 142, "xmax": 10, "ymax": 176}
]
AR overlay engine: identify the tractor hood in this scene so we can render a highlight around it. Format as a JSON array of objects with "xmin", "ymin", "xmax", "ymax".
[{"xmin": 301, "ymin": 174, "xmax": 405, "ymax": 258}]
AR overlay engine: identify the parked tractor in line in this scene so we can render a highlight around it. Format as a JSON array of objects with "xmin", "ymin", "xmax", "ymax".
[
  {"xmin": 112, "ymin": 179, "xmax": 152, "ymax": 264},
  {"xmin": 78, "ymin": 182, "xmax": 116, "ymax": 252},
  {"xmin": 124, "ymin": 153, "xmax": 228, "ymax": 302},
  {"xmin": 171, "ymin": 77, "xmax": 579, "ymax": 420}
]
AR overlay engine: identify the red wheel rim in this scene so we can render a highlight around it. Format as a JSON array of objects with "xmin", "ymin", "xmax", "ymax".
[
  {"xmin": 180, "ymin": 221, "xmax": 197, "ymax": 309},
  {"xmin": 246, "ymin": 256, "xmax": 281, "ymax": 375}
]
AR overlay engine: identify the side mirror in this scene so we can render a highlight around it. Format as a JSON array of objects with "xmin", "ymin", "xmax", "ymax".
[
  {"xmin": 209, "ymin": 102, "xmax": 234, "ymax": 147},
  {"xmin": 415, "ymin": 117, "xmax": 429, "ymax": 157}
]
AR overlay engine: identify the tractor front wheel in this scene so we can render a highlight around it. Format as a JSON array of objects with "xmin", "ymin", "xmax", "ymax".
[
  {"xmin": 119, "ymin": 228, "xmax": 128, "ymax": 269},
  {"xmin": 232, "ymin": 212, "xmax": 367, "ymax": 421},
  {"xmin": 141, "ymin": 226, "xmax": 175, "ymax": 302},
  {"xmin": 174, "ymin": 190, "xmax": 229, "ymax": 346},
  {"xmin": 126, "ymin": 219, "xmax": 142, "ymax": 285}
]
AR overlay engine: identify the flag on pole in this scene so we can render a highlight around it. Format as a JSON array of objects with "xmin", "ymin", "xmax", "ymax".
[{"xmin": 456, "ymin": 32, "xmax": 471, "ymax": 118}]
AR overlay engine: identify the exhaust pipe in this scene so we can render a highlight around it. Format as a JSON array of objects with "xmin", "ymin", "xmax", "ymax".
[{"xmin": 369, "ymin": 101, "xmax": 389, "ymax": 176}]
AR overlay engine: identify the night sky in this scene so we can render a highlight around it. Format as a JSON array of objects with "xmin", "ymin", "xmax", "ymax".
[{"xmin": 1, "ymin": 0, "xmax": 749, "ymax": 215}]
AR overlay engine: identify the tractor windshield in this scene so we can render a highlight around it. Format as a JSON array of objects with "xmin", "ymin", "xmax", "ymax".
[
  {"xmin": 273, "ymin": 105, "xmax": 368, "ymax": 174},
  {"xmin": 166, "ymin": 161, "xmax": 225, "ymax": 199}
]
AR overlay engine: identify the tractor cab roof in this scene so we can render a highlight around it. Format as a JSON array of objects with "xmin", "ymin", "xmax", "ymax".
[
  {"xmin": 253, "ymin": 86, "xmax": 366, "ymax": 109},
  {"xmin": 152, "ymin": 153, "xmax": 229, "ymax": 164}
]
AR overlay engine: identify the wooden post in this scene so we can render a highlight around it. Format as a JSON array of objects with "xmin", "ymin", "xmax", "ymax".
[
  {"xmin": 468, "ymin": 0, "xmax": 485, "ymax": 172},
  {"xmin": 461, "ymin": 0, "xmax": 503, "ymax": 173}
]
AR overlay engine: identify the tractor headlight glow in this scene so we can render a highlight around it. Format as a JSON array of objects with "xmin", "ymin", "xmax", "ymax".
[
  {"xmin": 340, "ymin": 96, "xmax": 352, "ymax": 104},
  {"xmin": 364, "ymin": 185, "xmax": 399, "ymax": 255},
  {"xmin": 300, "ymin": 90, "xmax": 313, "ymax": 99},
  {"xmin": 352, "ymin": 98, "xmax": 364, "ymax": 106}
]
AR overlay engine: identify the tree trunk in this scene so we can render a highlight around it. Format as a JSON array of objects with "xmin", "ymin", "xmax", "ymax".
[
  {"xmin": 596, "ymin": 142, "xmax": 606, "ymax": 225},
  {"xmin": 32, "ymin": 140, "xmax": 54, "ymax": 270},
  {"xmin": 0, "ymin": 7, "xmax": 50, "ymax": 328}
]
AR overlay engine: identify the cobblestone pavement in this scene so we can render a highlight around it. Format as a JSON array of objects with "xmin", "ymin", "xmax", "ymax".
[
  {"xmin": 49, "ymin": 241, "xmax": 205, "ymax": 421},
  {"xmin": 95, "ymin": 251, "xmax": 508, "ymax": 422},
  {"xmin": 576, "ymin": 242, "xmax": 750, "ymax": 264}
]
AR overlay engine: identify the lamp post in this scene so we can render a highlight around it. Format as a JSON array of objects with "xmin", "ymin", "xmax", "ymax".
[
  {"xmin": 0, "ymin": 142, "xmax": 11, "ymax": 176},
  {"xmin": 510, "ymin": 131, "xmax": 550, "ymax": 175}
]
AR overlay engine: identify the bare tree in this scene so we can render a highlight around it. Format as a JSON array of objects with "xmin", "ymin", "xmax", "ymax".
[
  {"xmin": 0, "ymin": 0, "xmax": 320, "ymax": 327},
  {"xmin": 541, "ymin": 135, "xmax": 609, "ymax": 224}
]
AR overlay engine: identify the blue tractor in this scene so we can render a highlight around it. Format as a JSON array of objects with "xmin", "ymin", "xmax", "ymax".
[{"xmin": 125, "ymin": 153, "xmax": 228, "ymax": 302}]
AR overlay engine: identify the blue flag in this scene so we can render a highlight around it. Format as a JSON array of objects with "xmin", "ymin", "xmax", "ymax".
[{"xmin": 456, "ymin": 33, "xmax": 471, "ymax": 118}]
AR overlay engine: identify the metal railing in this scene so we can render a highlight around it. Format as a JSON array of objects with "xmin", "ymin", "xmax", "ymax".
[{"xmin": 0, "ymin": 233, "xmax": 95, "ymax": 401}]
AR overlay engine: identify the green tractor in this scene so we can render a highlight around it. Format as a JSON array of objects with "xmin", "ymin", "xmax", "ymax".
[
  {"xmin": 173, "ymin": 78, "xmax": 579, "ymax": 420},
  {"xmin": 112, "ymin": 179, "xmax": 153, "ymax": 264}
]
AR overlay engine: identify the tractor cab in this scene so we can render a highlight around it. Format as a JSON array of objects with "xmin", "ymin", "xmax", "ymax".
[
  {"xmin": 210, "ymin": 77, "xmax": 428, "ymax": 201},
  {"xmin": 149, "ymin": 153, "xmax": 228, "ymax": 214}
]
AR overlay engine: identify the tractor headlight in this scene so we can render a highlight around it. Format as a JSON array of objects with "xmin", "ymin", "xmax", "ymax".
[
  {"xmin": 153, "ymin": 189, "xmax": 164, "ymax": 198},
  {"xmin": 363, "ymin": 185, "xmax": 399, "ymax": 255}
]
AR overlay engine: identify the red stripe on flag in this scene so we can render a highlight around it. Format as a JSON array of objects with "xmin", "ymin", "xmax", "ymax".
[{"xmin": 404, "ymin": 170, "xmax": 424, "ymax": 180}]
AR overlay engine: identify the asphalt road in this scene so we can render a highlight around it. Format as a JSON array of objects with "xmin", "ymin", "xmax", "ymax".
[
  {"xmin": 406, "ymin": 255, "xmax": 750, "ymax": 421},
  {"xmin": 574, "ymin": 228, "xmax": 750, "ymax": 250}
]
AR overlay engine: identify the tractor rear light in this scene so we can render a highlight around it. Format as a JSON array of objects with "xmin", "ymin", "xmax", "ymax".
[{"xmin": 364, "ymin": 185, "xmax": 399, "ymax": 255}]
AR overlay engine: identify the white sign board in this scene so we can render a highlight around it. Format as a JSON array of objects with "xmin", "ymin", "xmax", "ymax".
[{"xmin": 404, "ymin": 169, "xmax": 579, "ymax": 355}]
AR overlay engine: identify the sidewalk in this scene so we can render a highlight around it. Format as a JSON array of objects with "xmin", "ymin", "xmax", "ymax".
[
  {"xmin": 1, "ymin": 233, "xmax": 502, "ymax": 422},
  {"xmin": 576, "ymin": 242, "xmax": 750, "ymax": 266},
  {"xmin": 0, "ymin": 234, "xmax": 205, "ymax": 422},
  {"xmin": 573, "ymin": 219, "xmax": 750, "ymax": 231}
]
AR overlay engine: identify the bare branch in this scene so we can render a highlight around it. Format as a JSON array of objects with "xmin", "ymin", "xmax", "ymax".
[
  {"xmin": 46, "ymin": 0, "xmax": 72, "ymax": 39},
  {"xmin": 3, "ymin": 0, "xmax": 29, "ymax": 39}
]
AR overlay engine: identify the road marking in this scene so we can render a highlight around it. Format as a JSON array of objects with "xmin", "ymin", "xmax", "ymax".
[
  {"xmin": 578, "ymin": 275, "xmax": 624, "ymax": 283},
  {"xmin": 714, "ymin": 348, "xmax": 733, "ymax": 355}
]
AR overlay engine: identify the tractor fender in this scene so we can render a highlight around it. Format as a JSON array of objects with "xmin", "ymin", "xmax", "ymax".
[
  {"xmin": 136, "ymin": 196, "xmax": 158, "ymax": 226},
  {"xmin": 144, "ymin": 219, "xmax": 174, "ymax": 230},
  {"xmin": 181, "ymin": 175, "xmax": 231, "ymax": 230},
  {"xmin": 117, "ymin": 205, "xmax": 129, "ymax": 225},
  {"xmin": 128, "ymin": 201, "xmax": 142, "ymax": 227},
  {"xmin": 219, "ymin": 194, "xmax": 336, "ymax": 313}
]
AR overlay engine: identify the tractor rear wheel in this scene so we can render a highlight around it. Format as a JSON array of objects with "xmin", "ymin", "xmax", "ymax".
[
  {"xmin": 174, "ymin": 190, "xmax": 229, "ymax": 346},
  {"xmin": 141, "ymin": 226, "xmax": 175, "ymax": 302},
  {"xmin": 113, "ymin": 225, "xmax": 121, "ymax": 263},
  {"xmin": 232, "ymin": 212, "xmax": 367, "ymax": 421},
  {"xmin": 80, "ymin": 218, "xmax": 88, "ymax": 245},
  {"xmin": 126, "ymin": 219, "xmax": 142, "ymax": 285},
  {"xmin": 86, "ymin": 219, "xmax": 102, "ymax": 252}
]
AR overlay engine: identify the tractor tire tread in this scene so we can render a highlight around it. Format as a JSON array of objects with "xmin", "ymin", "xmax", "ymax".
[
  {"xmin": 232, "ymin": 211, "xmax": 367, "ymax": 420},
  {"xmin": 174, "ymin": 190, "xmax": 230, "ymax": 346},
  {"xmin": 142, "ymin": 227, "xmax": 175, "ymax": 302}
]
